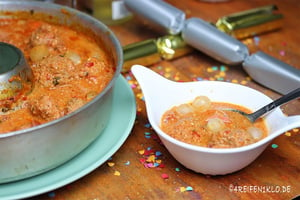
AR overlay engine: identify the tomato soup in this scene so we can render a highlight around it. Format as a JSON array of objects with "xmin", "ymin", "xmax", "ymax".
[
  {"xmin": 0, "ymin": 18, "xmax": 114, "ymax": 133},
  {"xmin": 161, "ymin": 96, "xmax": 268, "ymax": 148}
]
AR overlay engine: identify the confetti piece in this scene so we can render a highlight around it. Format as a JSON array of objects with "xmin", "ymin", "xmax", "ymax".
[
  {"xmin": 114, "ymin": 170, "xmax": 121, "ymax": 176},
  {"xmin": 139, "ymin": 147, "xmax": 165, "ymax": 169},
  {"xmin": 186, "ymin": 186, "xmax": 193, "ymax": 191},
  {"xmin": 138, "ymin": 149, "xmax": 145, "ymax": 155},
  {"xmin": 156, "ymin": 159, "xmax": 162, "ymax": 164},
  {"xmin": 145, "ymin": 132, "xmax": 152, "ymax": 139},
  {"xmin": 136, "ymin": 93, "xmax": 144, "ymax": 100},
  {"xmin": 246, "ymin": 76, "xmax": 252, "ymax": 81},
  {"xmin": 144, "ymin": 163, "xmax": 152, "ymax": 168},
  {"xmin": 175, "ymin": 168, "xmax": 180, "ymax": 172},
  {"xmin": 159, "ymin": 163, "xmax": 165, "ymax": 168},
  {"xmin": 124, "ymin": 161, "xmax": 130, "ymax": 165},
  {"xmin": 212, "ymin": 66, "xmax": 218, "ymax": 71},
  {"xmin": 240, "ymin": 80, "xmax": 248, "ymax": 85},
  {"xmin": 144, "ymin": 149, "xmax": 154, "ymax": 156},
  {"xmin": 279, "ymin": 50, "xmax": 285, "ymax": 56},
  {"xmin": 146, "ymin": 155, "xmax": 156, "ymax": 162},
  {"xmin": 293, "ymin": 128, "xmax": 299, "ymax": 132},
  {"xmin": 174, "ymin": 74, "xmax": 180, "ymax": 81},
  {"xmin": 177, "ymin": 186, "xmax": 193, "ymax": 192},
  {"xmin": 220, "ymin": 65, "xmax": 227, "ymax": 71},
  {"xmin": 107, "ymin": 162, "xmax": 115, "ymax": 167},
  {"xmin": 254, "ymin": 36, "xmax": 260, "ymax": 45},
  {"xmin": 130, "ymin": 84, "xmax": 137, "ymax": 89},
  {"xmin": 207, "ymin": 68, "xmax": 213, "ymax": 73},
  {"xmin": 48, "ymin": 192, "xmax": 56, "ymax": 198},
  {"xmin": 285, "ymin": 132, "xmax": 291, "ymax": 136},
  {"xmin": 161, "ymin": 173, "xmax": 169, "ymax": 179},
  {"xmin": 144, "ymin": 123, "xmax": 151, "ymax": 128},
  {"xmin": 219, "ymin": 71, "xmax": 226, "ymax": 77},
  {"xmin": 165, "ymin": 67, "xmax": 171, "ymax": 72},
  {"xmin": 271, "ymin": 144, "xmax": 278, "ymax": 149},
  {"xmin": 165, "ymin": 72, "xmax": 171, "ymax": 78},
  {"xmin": 153, "ymin": 163, "xmax": 160, "ymax": 167},
  {"xmin": 125, "ymin": 75, "xmax": 130, "ymax": 80}
]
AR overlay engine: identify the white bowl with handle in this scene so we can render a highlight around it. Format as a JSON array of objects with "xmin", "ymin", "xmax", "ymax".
[{"xmin": 131, "ymin": 65, "xmax": 300, "ymax": 175}]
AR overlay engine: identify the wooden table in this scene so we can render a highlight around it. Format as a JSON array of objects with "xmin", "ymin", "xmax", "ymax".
[{"xmin": 28, "ymin": 0, "xmax": 299, "ymax": 199}]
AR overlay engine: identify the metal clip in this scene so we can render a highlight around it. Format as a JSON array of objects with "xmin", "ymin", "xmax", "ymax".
[{"xmin": 216, "ymin": 5, "xmax": 284, "ymax": 39}]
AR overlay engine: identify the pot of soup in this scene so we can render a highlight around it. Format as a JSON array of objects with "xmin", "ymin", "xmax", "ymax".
[{"xmin": 0, "ymin": 1, "xmax": 123, "ymax": 183}]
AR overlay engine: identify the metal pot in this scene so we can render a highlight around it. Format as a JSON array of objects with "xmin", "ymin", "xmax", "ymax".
[{"xmin": 0, "ymin": 1, "xmax": 123, "ymax": 183}]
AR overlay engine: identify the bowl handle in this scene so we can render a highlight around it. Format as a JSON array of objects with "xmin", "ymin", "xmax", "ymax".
[{"xmin": 286, "ymin": 115, "xmax": 300, "ymax": 126}]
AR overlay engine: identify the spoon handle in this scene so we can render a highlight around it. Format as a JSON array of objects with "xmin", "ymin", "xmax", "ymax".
[{"xmin": 250, "ymin": 87, "xmax": 300, "ymax": 122}]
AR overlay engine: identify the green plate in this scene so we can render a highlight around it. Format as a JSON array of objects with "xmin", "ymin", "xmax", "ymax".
[{"xmin": 0, "ymin": 76, "xmax": 136, "ymax": 200}]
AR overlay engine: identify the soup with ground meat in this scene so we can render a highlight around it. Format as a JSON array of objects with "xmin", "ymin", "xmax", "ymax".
[
  {"xmin": 161, "ymin": 96, "xmax": 268, "ymax": 148},
  {"xmin": 0, "ymin": 18, "xmax": 114, "ymax": 133}
]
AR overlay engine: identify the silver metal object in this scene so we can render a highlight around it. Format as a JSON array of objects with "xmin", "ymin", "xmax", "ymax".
[
  {"xmin": 0, "ymin": 1, "xmax": 123, "ymax": 183},
  {"xmin": 243, "ymin": 51, "xmax": 300, "ymax": 94},
  {"xmin": 227, "ymin": 87, "xmax": 300, "ymax": 122},
  {"xmin": 123, "ymin": 0, "xmax": 185, "ymax": 34},
  {"xmin": 182, "ymin": 18, "xmax": 249, "ymax": 65},
  {"xmin": 0, "ymin": 42, "xmax": 33, "ymax": 101}
]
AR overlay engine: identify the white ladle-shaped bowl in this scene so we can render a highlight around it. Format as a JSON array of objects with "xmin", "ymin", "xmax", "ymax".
[{"xmin": 131, "ymin": 65, "xmax": 300, "ymax": 175}]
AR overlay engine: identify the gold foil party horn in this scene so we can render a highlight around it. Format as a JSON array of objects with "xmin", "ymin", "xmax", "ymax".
[
  {"xmin": 123, "ymin": 34, "xmax": 193, "ymax": 72},
  {"xmin": 216, "ymin": 5, "xmax": 283, "ymax": 39}
]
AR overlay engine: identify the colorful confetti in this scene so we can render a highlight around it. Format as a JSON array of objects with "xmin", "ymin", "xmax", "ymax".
[
  {"xmin": 279, "ymin": 50, "xmax": 285, "ymax": 56},
  {"xmin": 138, "ymin": 146, "xmax": 165, "ymax": 169},
  {"xmin": 146, "ymin": 155, "xmax": 156, "ymax": 162},
  {"xmin": 114, "ymin": 170, "xmax": 121, "ymax": 176},
  {"xmin": 253, "ymin": 36, "xmax": 260, "ymax": 45},
  {"xmin": 271, "ymin": 144, "xmax": 279, "ymax": 149},
  {"xmin": 293, "ymin": 128, "xmax": 299, "ymax": 132},
  {"xmin": 177, "ymin": 186, "xmax": 193, "ymax": 192},
  {"xmin": 202, "ymin": 64, "xmax": 251, "ymax": 85},
  {"xmin": 285, "ymin": 132, "xmax": 291, "ymax": 136},
  {"xmin": 124, "ymin": 161, "xmax": 131, "ymax": 166},
  {"xmin": 161, "ymin": 173, "xmax": 169, "ymax": 179},
  {"xmin": 155, "ymin": 151, "xmax": 162, "ymax": 156},
  {"xmin": 138, "ymin": 149, "xmax": 145, "ymax": 155},
  {"xmin": 144, "ymin": 123, "xmax": 151, "ymax": 128},
  {"xmin": 48, "ymin": 192, "xmax": 56, "ymax": 198},
  {"xmin": 144, "ymin": 132, "xmax": 152, "ymax": 139},
  {"xmin": 186, "ymin": 186, "xmax": 193, "ymax": 191}
]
